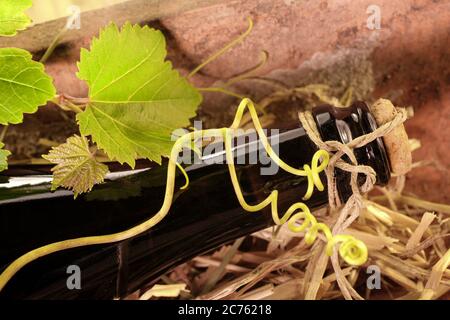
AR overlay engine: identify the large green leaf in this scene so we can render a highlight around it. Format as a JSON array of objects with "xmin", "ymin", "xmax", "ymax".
[
  {"xmin": 0, "ymin": 0, "xmax": 32, "ymax": 37},
  {"xmin": 43, "ymin": 135, "xmax": 109, "ymax": 197},
  {"xmin": 0, "ymin": 48, "xmax": 56, "ymax": 124},
  {"xmin": 0, "ymin": 142, "xmax": 10, "ymax": 172},
  {"xmin": 76, "ymin": 23, "xmax": 201, "ymax": 167}
]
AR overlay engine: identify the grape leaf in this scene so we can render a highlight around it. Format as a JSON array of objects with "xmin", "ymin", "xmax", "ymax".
[
  {"xmin": 0, "ymin": 0, "xmax": 32, "ymax": 37},
  {"xmin": 43, "ymin": 135, "xmax": 109, "ymax": 197},
  {"xmin": 0, "ymin": 142, "xmax": 10, "ymax": 172},
  {"xmin": 76, "ymin": 23, "xmax": 202, "ymax": 167},
  {"xmin": 0, "ymin": 48, "xmax": 56, "ymax": 124}
]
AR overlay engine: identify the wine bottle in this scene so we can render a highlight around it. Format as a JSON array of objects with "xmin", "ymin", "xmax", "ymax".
[{"xmin": 0, "ymin": 102, "xmax": 391, "ymax": 299}]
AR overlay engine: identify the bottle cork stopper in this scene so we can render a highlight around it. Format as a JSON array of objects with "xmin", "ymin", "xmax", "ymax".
[{"xmin": 369, "ymin": 99, "xmax": 412, "ymax": 175}]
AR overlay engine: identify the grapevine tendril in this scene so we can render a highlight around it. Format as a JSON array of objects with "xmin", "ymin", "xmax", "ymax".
[
  {"xmin": 0, "ymin": 98, "xmax": 368, "ymax": 293},
  {"xmin": 187, "ymin": 17, "xmax": 254, "ymax": 79},
  {"xmin": 176, "ymin": 162, "xmax": 190, "ymax": 190}
]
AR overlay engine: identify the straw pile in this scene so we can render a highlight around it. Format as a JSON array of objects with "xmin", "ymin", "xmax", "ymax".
[{"xmin": 129, "ymin": 184, "xmax": 449, "ymax": 300}]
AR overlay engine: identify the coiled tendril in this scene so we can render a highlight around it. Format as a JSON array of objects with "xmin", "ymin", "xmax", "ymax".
[
  {"xmin": 223, "ymin": 98, "xmax": 368, "ymax": 266},
  {"xmin": 0, "ymin": 98, "xmax": 368, "ymax": 293}
]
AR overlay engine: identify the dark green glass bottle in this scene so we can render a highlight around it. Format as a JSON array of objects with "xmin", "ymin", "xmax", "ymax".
[{"xmin": 0, "ymin": 102, "xmax": 390, "ymax": 299}]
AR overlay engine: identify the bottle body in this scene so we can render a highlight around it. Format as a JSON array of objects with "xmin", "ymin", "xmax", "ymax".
[{"xmin": 0, "ymin": 102, "xmax": 390, "ymax": 299}]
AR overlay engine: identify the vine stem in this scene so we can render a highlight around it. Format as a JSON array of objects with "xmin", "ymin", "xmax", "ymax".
[
  {"xmin": 51, "ymin": 95, "xmax": 87, "ymax": 114},
  {"xmin": 40, "ymin": 13, "xmax": 80, "ymax": 63}
]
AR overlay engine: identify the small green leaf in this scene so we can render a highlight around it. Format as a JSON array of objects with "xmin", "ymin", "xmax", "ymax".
[
  {"xmin": 0, "ymin": 48, "xmax": 56, "ymax": 124},
  {"xmin": 0, "ymin": 142, "xmax": 11, "ymax": 172},
  {"xmin": 0, "ymin": 0, "xmax": 32, "ymax": 37},
  {"xmin": 76, "ymin": 23, "xmax": 201, "ymax": 167},
  {"xmin": 43, "ymin": 135, "xmax": 109, "ymax": 197}
]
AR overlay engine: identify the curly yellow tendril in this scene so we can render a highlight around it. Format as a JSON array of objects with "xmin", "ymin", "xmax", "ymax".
[
  {"xmin": 0, "ymin": 98, "xmax": 368, "ymax": 293},
  {"xmin": 228, "ymin": 99, "xmax": 328, "ymax": 200},
  {"xmin": 225, "ymin": 99, "xmax": 368, "ymax": 266}
]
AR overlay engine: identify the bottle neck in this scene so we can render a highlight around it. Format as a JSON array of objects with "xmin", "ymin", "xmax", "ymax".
[{"xmin": 312, "ymin": 101, "xmax": 391, "ymax": 201}]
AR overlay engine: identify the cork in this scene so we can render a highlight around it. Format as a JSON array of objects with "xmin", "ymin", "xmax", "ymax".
[{"xmin": 369, "ymin": 99, "xmax": 412, "ymax": 175}]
